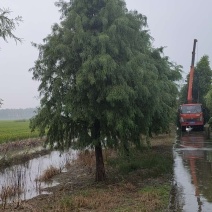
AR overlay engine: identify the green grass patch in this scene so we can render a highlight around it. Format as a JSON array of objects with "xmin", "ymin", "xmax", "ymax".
[
  {"xmin": 108, "ymin": 148, "xmax": 173, "ymax": 177},
  {"xmin": 0, "ymin": 120, "xmax": 39, "ymax": 143},
  {"xmin": 141, "ymin": 184, "xmax": 170, "ymax": 203}
]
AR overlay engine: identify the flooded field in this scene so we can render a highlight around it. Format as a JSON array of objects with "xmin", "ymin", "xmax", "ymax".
[
  {"xmin": 0, "ymin": 148, "xmax": 77, "ymax": 205},
  {"xmin": 171, "ymin": 130, "xmax": 212, "ymax": 211}
]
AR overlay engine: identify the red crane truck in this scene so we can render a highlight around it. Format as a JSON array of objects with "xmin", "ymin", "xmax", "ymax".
[{"xmin": 179, "ymin": 39, "xmax": 204, "ymax": 131}]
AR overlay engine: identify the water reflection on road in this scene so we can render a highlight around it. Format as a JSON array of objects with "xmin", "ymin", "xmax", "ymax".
[{"xmin": 172, "ymin": 130, "xmax": 212, "ymax": 211}]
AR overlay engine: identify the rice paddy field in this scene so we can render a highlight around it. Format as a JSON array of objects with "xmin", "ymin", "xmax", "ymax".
[{"xmin": 0, "ymin": 120, "xmax": 39, "ymax": 143}]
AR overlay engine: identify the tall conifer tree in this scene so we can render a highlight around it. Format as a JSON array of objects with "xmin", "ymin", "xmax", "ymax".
[{"xmin": 30, "ymin": 0, "xmax": 181, "ymax": 181}]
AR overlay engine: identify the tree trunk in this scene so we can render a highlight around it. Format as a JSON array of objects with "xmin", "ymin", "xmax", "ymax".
[
  {"xmin": 123, "ymin": 140, "xmax": 130, "ymax": 156},
  {"xmin": 92, "ymin": 119, "xmax": 106, "ymax": 182},
  {"xmin": 95, "ymin": 141, "xmax": 106, "ymax": 181}
]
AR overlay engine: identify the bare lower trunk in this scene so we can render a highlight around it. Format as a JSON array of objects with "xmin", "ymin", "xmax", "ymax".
[
  {"xmin": 95, "ymin": 141, "xmax": 106, "ymax": 181},
  {"xmin": 92, "ymin": 119, "xmax": 106, "ymax": 182}
]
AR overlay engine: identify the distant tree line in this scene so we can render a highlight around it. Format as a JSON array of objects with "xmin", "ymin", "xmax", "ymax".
[{"xmin": 0, "ymin": 108, "xmax": 36, "ymax": 120}]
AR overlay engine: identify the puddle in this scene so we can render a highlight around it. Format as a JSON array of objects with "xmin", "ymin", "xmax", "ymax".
[
  {"xmin": 0, "ymin": 148, "xmax": 77, "ymax": 203},
  {"xmin": 170, "ymin": 131, "xmax": 212, "ymax": 211}
]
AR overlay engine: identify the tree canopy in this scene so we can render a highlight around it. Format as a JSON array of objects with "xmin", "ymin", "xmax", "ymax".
[
  {"xmin": 204, "ymin": 57, "xmax": 212, "ymax": 114},
  {"xmin": 30, "ymin": 0, "xmax": 182, "ymax": 181}
]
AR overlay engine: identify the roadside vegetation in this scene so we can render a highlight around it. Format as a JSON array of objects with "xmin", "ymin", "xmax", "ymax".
[
  {"xmin": 0, "ymin": 120, "xmax": 39, "ymax": 143},
  {"xmin": 18, "ymin": 132, "xmax": 174, "ymax": 212}
]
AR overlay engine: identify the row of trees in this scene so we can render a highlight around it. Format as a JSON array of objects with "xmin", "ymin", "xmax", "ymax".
[
  {"xmin": 29, "ymin": 0, "xmax": 182, "ymax": 181},
  {"xmin": 0, "ymin": 108, "xmax": 36, "ymax": 120}
]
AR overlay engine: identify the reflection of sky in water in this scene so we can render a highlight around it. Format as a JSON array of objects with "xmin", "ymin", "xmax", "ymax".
[
  {"xmin": 173, "ymin": 132, "xmax": 212, "ymax": 211},
  {"xmin": 0, "ymin": 149, "xmax": 77, "ymax": 203}
]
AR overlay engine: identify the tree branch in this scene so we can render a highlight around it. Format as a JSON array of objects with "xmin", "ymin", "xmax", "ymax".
[{"xmin": 0, "ymin": 8, "xmax": 23, "ymax": 43}]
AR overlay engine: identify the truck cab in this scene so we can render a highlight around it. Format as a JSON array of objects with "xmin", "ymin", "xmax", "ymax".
[{"xmin": 179, "ymin": 103, "xmax": 204, "ymax": 130}]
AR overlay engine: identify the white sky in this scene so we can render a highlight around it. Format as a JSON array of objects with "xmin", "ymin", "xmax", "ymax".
[{"xmin": 0, "ymin": 0, "xmax": 212, "ymax": 109}]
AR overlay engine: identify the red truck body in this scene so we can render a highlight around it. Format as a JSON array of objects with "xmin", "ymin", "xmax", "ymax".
[{"xmin": 179, "ymin": 103, "xmax": 204, "ymax": 129}]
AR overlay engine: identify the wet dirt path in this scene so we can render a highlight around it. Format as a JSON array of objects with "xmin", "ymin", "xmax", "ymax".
[{"xmin": 171, "ymin": 130, "xmax": 212, "ymax": 211}]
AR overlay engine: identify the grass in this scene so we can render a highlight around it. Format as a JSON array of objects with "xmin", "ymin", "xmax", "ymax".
[
  {"xmin": 0, "ymin": 120, "xmax": 39, "ymax": 143},
  {"xmin": 108, "ymin": 149, "xmax": 173, "ymax": 177},
  {"xmin": 52, "ymin": 143, "xmax": 173, "ymax": 212},
  {"xmin": 55, "ymin": 183, "xmax": 171, "ymax": 212}
]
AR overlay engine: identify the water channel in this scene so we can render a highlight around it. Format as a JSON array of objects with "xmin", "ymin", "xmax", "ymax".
[
  {"xmin": 171, "ymin": 130, "xmax": 212, "ymax": 211},
  {"xmin": 0, "ymin": 148, "xmax": 77, "ymax": 204}
]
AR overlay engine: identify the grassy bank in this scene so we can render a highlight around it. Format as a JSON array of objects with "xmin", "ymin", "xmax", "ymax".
[
  {"xmin": 55, "ymin": 147, "xmax": 173, "ymax": 211},
  {"xmin": 0, "ymin": 120, "xmax": 39, "ymax": 143},
  {"xmin": 0, "ymin": 127, "xmax": 174, "ymax": 211},
  {"xmin": 13, "ymin": 132, "xmax": 174, "ymax": 212}
]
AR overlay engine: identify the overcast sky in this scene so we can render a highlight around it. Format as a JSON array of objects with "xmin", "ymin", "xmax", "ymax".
[{"xmin": 0, "ymin": 0, "xmax": 212, "ymax": 109}]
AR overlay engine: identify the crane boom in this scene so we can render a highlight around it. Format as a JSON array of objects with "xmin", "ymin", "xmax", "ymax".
[{"xmin": 187, "ymin": 39, "xmax": 198, "ymax": 104}]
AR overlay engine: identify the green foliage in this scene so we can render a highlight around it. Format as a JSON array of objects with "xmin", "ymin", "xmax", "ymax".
[
  {"xmin": 30, "ymin": 0, "xmax": 181, "ymax": 151},
  {"xmin": 149, "ymin": 49, "xmax": 182, "ymax": 134},
  {"xmin": 0, "ymin": 120, "xmax": 39, "ymax": 143},
  {"xmin": 0, "ymin": 8, "xmax": 22, "ymax": 43},
  {"xmin": 179, "ymin": 82, "xmax": 188, "ymax": 105},
  {"xmin": 205, "ymin": 90, "xmax": 212, "ymax": 113},
  {"xmin": 194, "ymin": 55, "xmax": 212, "ymax": 102}
]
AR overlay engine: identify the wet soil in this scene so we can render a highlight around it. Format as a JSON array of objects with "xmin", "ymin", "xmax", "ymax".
[{"xmin": 0, "ymin": 133, "xmax": 174, "ymax": 212}]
